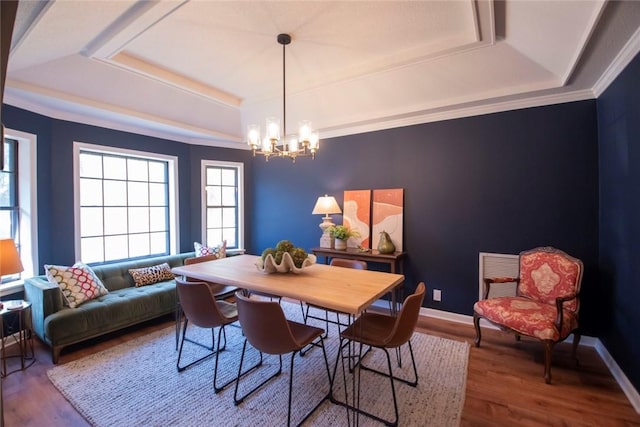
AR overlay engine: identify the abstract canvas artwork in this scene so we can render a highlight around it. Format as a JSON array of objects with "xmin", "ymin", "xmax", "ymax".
[
  {"xmin": 343, "ymin": 190, "xmax": 371, "ymax": 248},
  {"xmin": 372, "ymin": 188, "xmax": 404, "ymax": 252}
]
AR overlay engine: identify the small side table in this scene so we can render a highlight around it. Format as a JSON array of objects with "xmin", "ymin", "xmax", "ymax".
[{"xmin": 1, "ymin": 300, "xmax": 35, "ymax": 377}]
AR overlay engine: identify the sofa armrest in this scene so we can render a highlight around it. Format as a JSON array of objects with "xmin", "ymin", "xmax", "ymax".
[{"xmin": 24, "ymin": 276, "xmax": 64, "ymax": 343}]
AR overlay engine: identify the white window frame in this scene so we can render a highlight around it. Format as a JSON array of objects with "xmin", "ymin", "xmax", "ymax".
[
  {"xmin": 73, "ymin": 141, "xmax": 179, "ymax": 262},
  {"xmin": 201, "ymin": 160, "xmax": 244, "ymax": 253},
  {"xmin": 0, "ymin": 128, "xmax": 38, "ymax": 297}
]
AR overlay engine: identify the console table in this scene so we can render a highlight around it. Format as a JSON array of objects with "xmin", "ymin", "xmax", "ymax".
[
  {"xmin": 311, "ymin": 247, "xmax": 407, "ymax": 274},
  {"xmin": 311, "ymin": 247, "xmax": 408, "ymax": 313}
]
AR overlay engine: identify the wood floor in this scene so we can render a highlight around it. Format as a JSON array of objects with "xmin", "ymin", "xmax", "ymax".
[{"xmin": 2, "ymin": 314, "xmax": 639, "ymax": 426}]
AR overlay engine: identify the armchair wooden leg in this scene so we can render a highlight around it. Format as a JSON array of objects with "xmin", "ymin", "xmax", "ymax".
[
  {"xmin": 544, "ymin": 340, "xmax": 553, "ymax": 384},
  {"xmin": 473, "ymin": 312, "xmax": 482, "ymax": 347}
]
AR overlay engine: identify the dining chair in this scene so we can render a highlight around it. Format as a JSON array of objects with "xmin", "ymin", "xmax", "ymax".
[
  {"xmin": 175, "ymin": 254, "xmax": 238, "ymax": 349},
  {"xmin": 233, "ymin": 290, "xmax": 331, "ymax": 427},
  {"xmin": 175, "ymin": 277, "xmax": 239, "ymax": 393},
  {"xmin": 333, "ymin": 282, "xmax": 426, "ymax": 426},
  {"xmin": 301, "ymin": 258, "xmax": 367, "ymax": 337},
  {"xmin": 473, "ymin": 246, "xmax": 583, "ymax": 383}
]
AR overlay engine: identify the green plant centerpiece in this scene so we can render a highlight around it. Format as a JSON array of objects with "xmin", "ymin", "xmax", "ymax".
[
  {"xmin": 328, "ymin": 225, "xmax": 360, "ymax": 250},
  {"xmin": 257, "ymin": 239, "xmax": 316, "ymax": 273}
]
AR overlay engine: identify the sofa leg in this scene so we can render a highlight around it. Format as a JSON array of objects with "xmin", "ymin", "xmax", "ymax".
[{"xmin": 52, "ymin": 346, "xmax": 62, "ymax": 364}]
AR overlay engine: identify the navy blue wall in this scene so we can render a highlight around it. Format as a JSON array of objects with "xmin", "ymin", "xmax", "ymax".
[
  {"xmin": 2, "ymin": 105, "xmax": 253, "ymax": 268},
  {"xmin": 597, "ymin": 52, "xmax": 640, "ymax": 391},
  {"xmin": 251, "ymin": 101, "xmax": 600, "ymax": 334},
  {"xmin": 3, "ymin": 99, "xmax": 601, "ymax": 335}
]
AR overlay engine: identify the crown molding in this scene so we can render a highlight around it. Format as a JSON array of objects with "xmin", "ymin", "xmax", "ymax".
[{"xmin": 593, "ymin": 25, "xmax": 640, "ymax": 97}]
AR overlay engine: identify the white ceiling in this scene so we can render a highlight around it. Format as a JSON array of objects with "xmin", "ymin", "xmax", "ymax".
[{"xmin": 5, "ymin": 1, "xmax": 640, "ymax": 149}]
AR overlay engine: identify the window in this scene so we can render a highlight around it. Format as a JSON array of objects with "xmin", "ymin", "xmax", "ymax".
[
  {"xmin": 74, "ymin": 142, "xmax": 179, "ymax": 263},
  {"xmin": 0, "ymin": 137, "xmax": 20, "ymax": 282},
  {"xmin": 202, "ymin": 160, "xmax": 244, "ymax": 250},
  {"xmin": 0, "ymin": 127, "xmax": 37, "ymax": 296}
]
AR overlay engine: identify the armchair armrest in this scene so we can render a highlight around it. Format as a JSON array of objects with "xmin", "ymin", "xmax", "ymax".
[
  {"xmin": 482, "ymin": 277, "xmax": 519, "ymax": 299},
  {"xmin": 23, "ymin": 276, "xmax": 65, "ymax": 343},
  {"xmin": 554, "ymin": 293, "xmax": 579, "ymax": 330}
]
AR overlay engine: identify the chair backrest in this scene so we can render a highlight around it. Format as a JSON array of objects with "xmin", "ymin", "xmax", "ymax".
[
  {"xmin": 183, "ymin": 254, "xmax": 221, "ymax": 283},
  {"xmin": 330, "ymin": 258, "xmax": 367, "ymax": 270},
  {"xmin": 176, "ymin": 277, "xmax": 230, "ymax": 328},
  {"xmin": 235, "ymin": 291, "xmax": 301, "ymax": 355},
  {"xmin": 185, "ymin": 254, "xmax": 220, "ymax": 265},
  {"xmin": 385, "ymin": 282, "xmax": 426, "ymax": 348},
  {"xmin": 517, "ymin": 247, "xmax": 583, "ymax": 312}
]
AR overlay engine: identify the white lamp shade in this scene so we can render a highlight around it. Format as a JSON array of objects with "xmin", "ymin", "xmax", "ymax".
[
  {"xmin": 312, "ymin": 195, "xmax": 342, "ymax": 216},
  {"xmin": 0, "ymin": 238, "xmax": 24, "ymax": 277}
]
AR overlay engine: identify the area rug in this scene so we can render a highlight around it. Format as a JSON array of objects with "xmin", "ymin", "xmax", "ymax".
[{"xmin": 48, "ymin": 302, "xmax": 469, "ymax": 426}]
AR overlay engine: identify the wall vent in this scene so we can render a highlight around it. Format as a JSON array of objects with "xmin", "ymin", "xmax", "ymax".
[{"xmin": 478, "ymin": 252, "xmax": 519, "ymax": 300}]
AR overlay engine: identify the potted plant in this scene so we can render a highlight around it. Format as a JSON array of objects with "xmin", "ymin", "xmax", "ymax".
[{"xmin": 328, "ymin": 225, "xmax": 360, "ymax": 250}]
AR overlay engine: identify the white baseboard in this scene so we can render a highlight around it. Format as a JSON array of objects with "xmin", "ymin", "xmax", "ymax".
[
  {"xmin": 420, "ymin": 306, "xmax": 640, "ymax": 414},
  {"xmin": 593, "ymin": 339, "xmax": 640, "ymax": 414}
]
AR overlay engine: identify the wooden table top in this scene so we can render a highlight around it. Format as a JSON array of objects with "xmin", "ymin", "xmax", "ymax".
[{"xmin": 172, "ymin": 254, "xmax": 405, "ymax": 315}]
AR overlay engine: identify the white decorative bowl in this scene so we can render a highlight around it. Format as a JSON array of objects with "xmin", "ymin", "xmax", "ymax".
[{"xmin": 256, "ymin": 252, "xmax": 316, "ymax": 274}]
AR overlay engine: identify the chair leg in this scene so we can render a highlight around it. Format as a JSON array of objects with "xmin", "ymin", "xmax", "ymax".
[
  {"xmin": 177, "ymin": 319, "xmax": 219, "ymax": 372},
  {"xmin": 287, "ymin": 352, "xmax": 295, "ymax": 427},
  {"xmin": 544, "ymin": 340, "xmax": 554, "ymax": 384},
  {"xmin": 360, "ymin": 340, "xmax": 418, "ymax": 387},
  {"xmin": 234, "ymin": 340, "xmax": 282, "ymax": 405},
  {"xmin": 212, "ymin": 325, "xmax": 239, "ymax": 393},
  {"xmin": 473, "ymin": 312, "xmax": 482, "ymax": 347}
]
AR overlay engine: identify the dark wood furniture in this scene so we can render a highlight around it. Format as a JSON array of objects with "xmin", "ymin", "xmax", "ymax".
[
  {"xmin": 311, "ymin": 247, "xmax": 408, "ymax": 313},
  {"xmin": 311, "ymin": 247, "xmax": 407, "ymax": 274}
]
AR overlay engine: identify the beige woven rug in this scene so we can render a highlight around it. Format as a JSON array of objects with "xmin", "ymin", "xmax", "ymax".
[{"xmin": 48, "ymin": 302, "xmax": 469, "ymax": 426}]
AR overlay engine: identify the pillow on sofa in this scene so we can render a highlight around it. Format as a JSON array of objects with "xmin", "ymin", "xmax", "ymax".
[
  {"xmin": 129, "ymin": 263, "xmax": 175, "ymax": 287},
  {"xmin": 45, "ymin": 262, "xmax": 109, "ymax": 308},
  {"xmin": 194, "ymin": 240, "xmax": 226, "ymax": 258}
]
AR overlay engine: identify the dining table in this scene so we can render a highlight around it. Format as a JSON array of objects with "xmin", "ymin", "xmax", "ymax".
[
  {"xmin": 171, "ymin": 253, "xmax": 406, "ymax": 425},
  {"xmin": 171, "ymin": 254, "xmax": 405, "ymax": 317}
]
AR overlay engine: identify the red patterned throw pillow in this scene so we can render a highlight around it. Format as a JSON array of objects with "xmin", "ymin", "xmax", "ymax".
[
  {"xmin": 45, "ymin": 262, "xmax": 109, "ymax": 308},
  {"xmin": 128, "ymin": 263, "xmax": 175, "ymax": 287},
  {"xmin": 194, "ymin": 241, "xmax": 226, "ymax": 258}
]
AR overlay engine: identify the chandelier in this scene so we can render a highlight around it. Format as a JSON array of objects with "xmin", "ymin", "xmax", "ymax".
[{"xmin": 247, "ymin": 34, "xmax": 319, "ymax": 162}]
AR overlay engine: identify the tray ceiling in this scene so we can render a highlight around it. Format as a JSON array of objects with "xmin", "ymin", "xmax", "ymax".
[{"xmin": 5, "ymin": 0, "xmax": 640, "ymax": 148}]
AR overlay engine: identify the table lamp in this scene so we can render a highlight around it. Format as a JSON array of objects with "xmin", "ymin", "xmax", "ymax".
[
  {"xmin": 0, "ymin": 238, "xmax": 24, "ymax": 310},
  {"xmin": 312, "ymin": 195, "xmax": 342, "ymax": 248}
]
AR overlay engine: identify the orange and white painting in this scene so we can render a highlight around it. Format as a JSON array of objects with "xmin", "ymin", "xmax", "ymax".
[
  {"xmin": 372, "ymin": 188, "xmax": 403, "ymax": 252},
  {"xmin": 343, "ymin": 190, "xmax": 371, "ymax": 248}
]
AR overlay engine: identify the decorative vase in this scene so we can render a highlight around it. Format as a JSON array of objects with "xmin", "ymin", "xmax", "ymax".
[
  {"xmin": 377, "ymin": 231, "xmax": 395, "ymax": 254},
  {"xmin": 334, "ymin": 238, "xmax": 347, "ymax": 251}
]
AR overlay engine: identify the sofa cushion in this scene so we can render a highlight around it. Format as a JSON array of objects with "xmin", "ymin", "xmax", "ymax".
[
  {"xmin": 44, "ymin": 262, "xmax": 109, "ymax": 308},
  {"xmin": 194, "ymin": 241, "xmax": 226, "ymax": 258},
  {"xmin": 92, "ymin": 253, "xmax": 194, "ymax": 291},
  {"xmin": 43, "ymin": 281, "xmax": 177, "ymax": 346},
  {"xmin": 129, "ymin": 263, "xmax": 175, "ymax": 287}
]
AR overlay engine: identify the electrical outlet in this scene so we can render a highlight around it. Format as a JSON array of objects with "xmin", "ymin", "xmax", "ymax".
[{"xmin": 433, "ymin": 289, "xmax": 442, "ymax": 302}]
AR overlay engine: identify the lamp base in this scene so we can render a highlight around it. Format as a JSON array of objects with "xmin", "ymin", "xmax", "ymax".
[
  {"xmin": 319, "ymin": 232, "xmax": 334, "ymax": 249},
  {"xmin": 318, "ymin": 216, "xmax": 335, "ymax": 249}
]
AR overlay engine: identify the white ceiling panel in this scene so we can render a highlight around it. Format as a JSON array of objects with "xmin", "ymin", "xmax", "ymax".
[{"xmin": 5, "ymin": 0, "xmax": 640, "ymax": 148}]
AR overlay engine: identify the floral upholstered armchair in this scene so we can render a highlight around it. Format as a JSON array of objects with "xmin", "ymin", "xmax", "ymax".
[{"xmin": 473, "ymin": 246, "xmax": 584, "ymax": 383}]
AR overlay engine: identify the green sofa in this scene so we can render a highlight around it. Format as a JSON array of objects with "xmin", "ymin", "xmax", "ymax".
[{"xmin": 24, "ymin": 253, "xmax": 192, "ymax": 363}]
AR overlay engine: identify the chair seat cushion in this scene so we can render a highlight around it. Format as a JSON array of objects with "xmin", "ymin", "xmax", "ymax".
[
  {"xmin": 340, "ymin": 312, "xmax": 396, "ymax": 347},
  {"xmin": 473, "ymin": 296, "xmax": 578, "ymax": 341}
]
